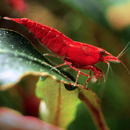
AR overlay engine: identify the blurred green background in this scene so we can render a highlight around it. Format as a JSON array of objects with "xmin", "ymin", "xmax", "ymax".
[{"xmin": 0, "ymin": 0, "xmax": 130, "ymax": 130}]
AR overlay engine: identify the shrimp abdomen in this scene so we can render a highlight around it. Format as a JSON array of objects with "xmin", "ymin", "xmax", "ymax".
[{"xmin": 5, "ymin": 17, "xmax": 70, "ymax": 56}]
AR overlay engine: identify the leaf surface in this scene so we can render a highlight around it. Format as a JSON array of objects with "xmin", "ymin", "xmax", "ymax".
[
  {"xmin": 79, "ymin": 89, "xmax": 110, "ymax": 130},
  {"xmin": 0, "ymin": 28, "xmax": 75, "ymax": 89},
  {"xmin": 36, "ymin": 77, "xmax": 80, "ymax": 129}
]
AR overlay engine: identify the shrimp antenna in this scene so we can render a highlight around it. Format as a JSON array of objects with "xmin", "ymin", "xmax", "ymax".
[
  {"xmin": 116, "ymin": 41, "xmax": 130, "ymax": 75},
  {"xmin": 118, "ymin": 59, "xmax": 130, "ymax": 75},
  {"xmin": 117, "ymin": 41, "xmax": 130, "ymax": 58},
  {"xmin": 106, "ymin": 62, "xmax": 110, "ymax": 80}
]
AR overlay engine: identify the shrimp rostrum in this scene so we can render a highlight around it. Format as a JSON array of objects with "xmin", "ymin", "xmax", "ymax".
[{"xmin": 4, "ymin": 17, "xmax": 130, "ymax": 88}]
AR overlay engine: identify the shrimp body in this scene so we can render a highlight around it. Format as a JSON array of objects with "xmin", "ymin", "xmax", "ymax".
[
  {"xmin": 6, "ymin": 18, "xmax": 104, "ymax": 64},
  {"xmin": 5, "ymin": 18, "xmax": 70, "ymax": 56},
  {"xmin": 66, "ymin": 42, "xmax": 103, "ymax": 65},
  {"xmin": 4, "ymin": 17, "xmax": 122, "ymax": 88}
]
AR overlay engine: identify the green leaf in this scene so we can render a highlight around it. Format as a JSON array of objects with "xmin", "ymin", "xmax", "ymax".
[
  {"xmin": 36, "ymin": 76, "xmax": 110, "ymax": 130},
  {"xmin": 36, "ymin": 77, "xmax": 80, "ymax": 129},
  {"xmin": 0, "ymin": 28, "xmax": 75, "ymax": 89},
  {"xmin": 79, "ymin": 89, "xmax": 110, "ymax": 130}
]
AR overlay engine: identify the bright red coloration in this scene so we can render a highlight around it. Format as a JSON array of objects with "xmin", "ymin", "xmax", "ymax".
[
  {"xmin": 5, "ymin": 0, "xmax": 27, "ymax": 13},
  {"xmin": 4, "ymin": 17, "xmax": 121, "ymax": 88}
]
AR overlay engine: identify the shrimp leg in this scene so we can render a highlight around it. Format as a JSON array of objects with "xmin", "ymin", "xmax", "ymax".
[{"xmin": 54, "ymin": 61, "xmax": 90, "ymax": 87}]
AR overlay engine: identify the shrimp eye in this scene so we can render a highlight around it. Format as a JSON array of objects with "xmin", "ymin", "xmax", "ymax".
[{"xmin": 100, "ymin": 50, "xmax": 105, "ymax": 55}]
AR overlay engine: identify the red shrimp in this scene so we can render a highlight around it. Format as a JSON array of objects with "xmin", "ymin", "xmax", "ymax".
[{"xmin": 4, "ymin": 17, "xmax": 130, "ymax": 88}]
